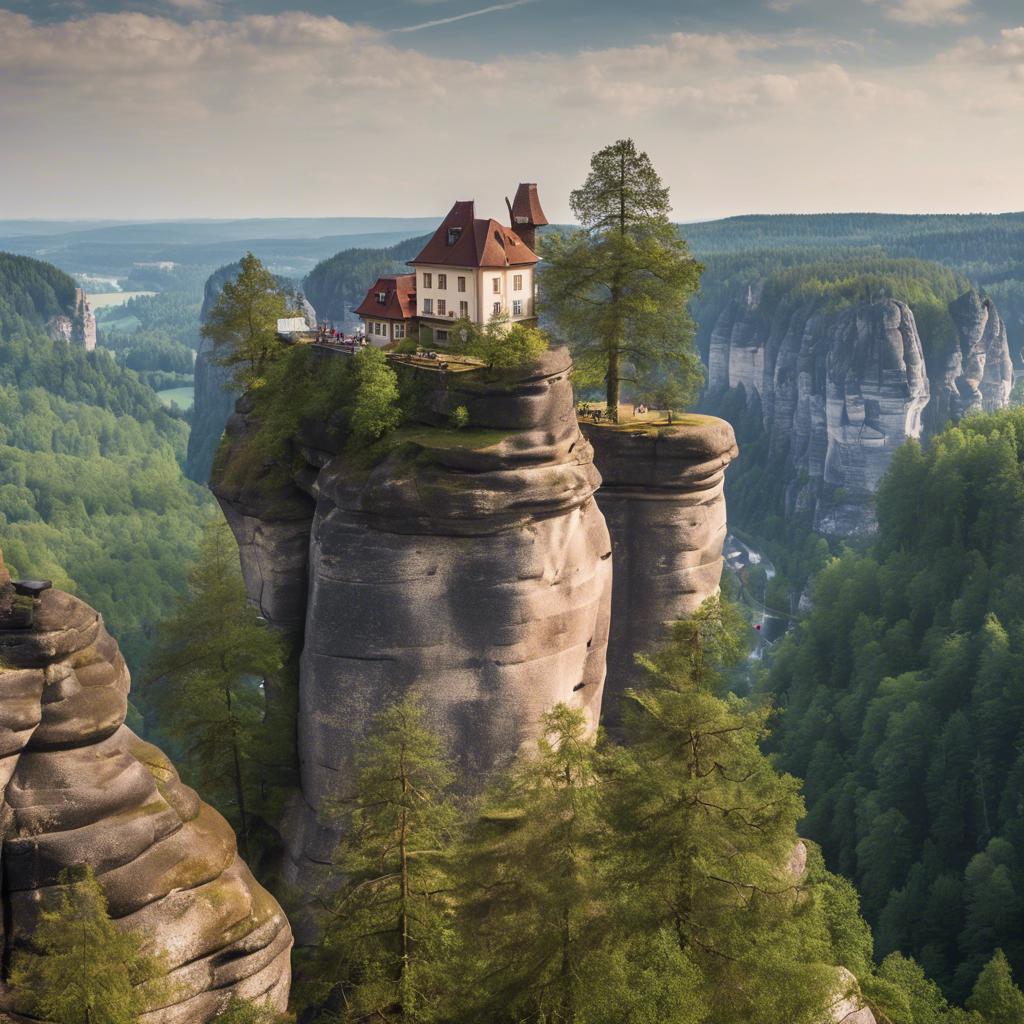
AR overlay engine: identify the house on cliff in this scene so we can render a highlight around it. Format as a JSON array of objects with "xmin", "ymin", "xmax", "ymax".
[
  {"xmin": 354, "ymin": 183, "xmax": 548, "ymax": 347},
  {"xmin": 354, "ymin": 273, "xmax": 418, "ymax": 347}
]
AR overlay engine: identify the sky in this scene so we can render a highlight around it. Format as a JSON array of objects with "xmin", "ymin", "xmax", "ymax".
[{"xmin": 1, "ymin": 0, "xmax": 1022, "ymax": 221}]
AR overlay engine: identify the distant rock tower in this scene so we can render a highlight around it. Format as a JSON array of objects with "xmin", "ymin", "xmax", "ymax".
[{"xmin": 46, "ymin": 288, "xmax": 96, "ymax": 351}]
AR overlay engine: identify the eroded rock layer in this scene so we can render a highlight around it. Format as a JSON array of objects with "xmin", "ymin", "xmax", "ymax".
[
  {"xmin": 214, "ymin": 347, "xmax": 613, "ymax": 886},
  {"xmin": 582, "ymin": 418, "xmax": 738, "ymax": 723},
  {"xmin": 0, "ymin": 578, "xmax": 292, "ymax": 1022},
  {"xmin": 704, "ymin": 288, "xmax": 1013, "ymax": 536}
]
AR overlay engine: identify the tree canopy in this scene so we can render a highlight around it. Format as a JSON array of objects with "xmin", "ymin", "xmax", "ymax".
[{"xmin": 540, "ymin": 138, "xmax": 704, "ymax": 419}]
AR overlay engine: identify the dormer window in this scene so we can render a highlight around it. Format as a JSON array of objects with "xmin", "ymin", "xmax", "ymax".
[
  {"xmin": 377, "ymin": 292, "xmax": 387, "ymax": 304},
  {"xmin": 447, "ymin": 227, "xmax": 462, "ymax": 246}
]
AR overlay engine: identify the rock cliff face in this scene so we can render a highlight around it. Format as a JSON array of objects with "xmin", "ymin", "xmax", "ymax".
[
  {"xmin": 582, "ymin": 418, "xmax": 738, "ymax": 723},
  {"xmin": 0, "ymin": 555, "xmax": 292, "ymax": 1021},
  {"xmin": 45, "ymin": 288, "xmax": 96, "ymax": 351},
  {"xmin": 213, "ymin": 347, "xmax": 612, "ymax": 886},
  {"xmin": 187, "ymin": 266, "xmax": 316, "ymax": 484},
  {"xmin": 704, "ymin": 288, "xmax": 1012, "ymax": 536}
]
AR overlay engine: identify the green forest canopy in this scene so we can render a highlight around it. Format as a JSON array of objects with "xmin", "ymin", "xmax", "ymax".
[
  {"xmin": 0, "ymin": 252, "xmax": 210, "ymax": 673},
  {"xmin": 765, "ymin": 406, "xmax": 1024, "ymax": 1002}
]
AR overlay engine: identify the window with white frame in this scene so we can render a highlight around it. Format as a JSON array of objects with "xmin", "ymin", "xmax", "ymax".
[
  {"xmin": 513, "ymin": 299, "xmax": 523, "ymax": 316},
  {"xmin": 457, "ymin": 276, "xmax": 466, "ymax": 292},
  {"xmin": 438, "ymin": 300, "xmax": 447, "ymax": 316},
  {"xmin": 492, "ymin": 277, "xmax": 501, "ymax": 294},
  {"xmin": 459, "ymin": 300, "xmax": 469, "ymax": 317},
  {"xmin": 513, "ymin": 274, "xmax": 523, "ymax": 291},
  {"xmin": 377, "ymin": 291, "xmax": 387, "ymax": 304},
  {"xmin": 492, "ymin": 302, "xmax": 502, "ymax": 317},
  {"xmin": 438, "ymin": 274, "xmax": 447, "ymax": 289},
  {"xmin": 422, "ymin": 298, "xmax": 433, "ymax": 315},
  {"xmin": 394, "ymin": 323, "xmax": 405, "ymax": 339},
  {"xmin": 423, "ymin": 272, "xmax": 432, "ymax": 288}
]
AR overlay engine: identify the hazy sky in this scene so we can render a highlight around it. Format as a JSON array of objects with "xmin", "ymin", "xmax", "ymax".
[{"xmin": 2, "ymin": 0, "xmax": 1022, "ymax": 221}]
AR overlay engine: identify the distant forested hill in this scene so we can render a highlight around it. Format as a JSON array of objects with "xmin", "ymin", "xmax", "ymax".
[
  {"xmin": 765, "ymin": 407, "xmax": 1024, "ymax": 1001},
  {"xmin": 302, "ymin": 233, "xmax": 431, "ymax": 325},
  {"xmin": 0, "ymin": 253, "xmax": 210, "ymax": 673},
  {"xmin": 683, "ymin": 213, "xmax": 1024, "ymax": 355}
]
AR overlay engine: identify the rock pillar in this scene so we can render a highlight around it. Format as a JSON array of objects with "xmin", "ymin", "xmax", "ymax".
[{"xmin": 582, "ymin": 416, "xmax": 738, "ymax": 725}]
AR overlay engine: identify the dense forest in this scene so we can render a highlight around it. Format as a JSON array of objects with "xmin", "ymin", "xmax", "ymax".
[
  {"xmin": 765, "ymin": 407, "xmax": 1024, "ymax": 1002},
  {"xmin": 0, "ymin": 253, "xmax": 210, "ymax": 672}
]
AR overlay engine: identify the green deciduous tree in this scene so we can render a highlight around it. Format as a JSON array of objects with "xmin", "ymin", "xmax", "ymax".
[
  {"xmin": 141, "ymin": 519, "xmax": 286, "ymax": 863},
  {"xmin": 202, "ymin": 252, "xmax": 291, "ymax": 390},
  {"xmin": 9, "ymin": 866, "xmax": 168, "ymax": 1024},
  {"xmin": 350, "ymin": 346, "xmax": 402, "ymax": 442},
  {"xmin": 447, "ymin": 315, "xmax": 548, "ymax": 370},
  {"xmin": 540, "ymin": 139, "xmax": 704, "ymax": 420},
  {"xmin": 312, "ymin": 696, "xmax": 459, "ymax": 1023}
]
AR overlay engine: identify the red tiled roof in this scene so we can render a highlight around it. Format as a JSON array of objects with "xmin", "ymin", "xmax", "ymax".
[
  {"xmin": 354, "ymin": 273, "xmax": 417, "ymax": 321},
  {"xmin": 410, "ymin": 201, "xmax": 539, "ymax": 269},
  {"xmin": 511, "ymin": 183, "xmax": 549, "ymax": 228}
]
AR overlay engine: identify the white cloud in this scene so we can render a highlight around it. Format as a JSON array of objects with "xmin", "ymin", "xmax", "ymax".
[
  {"xmin": 863, "ymin": 0, "xmax": 972, "ymax": 26},
  {"xmin": 0, "ymin": 10, "xmax": 1021, "ymax": 220}
]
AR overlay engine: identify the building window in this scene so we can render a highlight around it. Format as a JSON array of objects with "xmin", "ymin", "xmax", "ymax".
[
  {"xmin": 422, "ymin": 298, "xmax": 433, "ymax": 315},
  {"xmin": 424, "ymin": 272, "xmax": 432, "ymax": 288},
  {"xmin": 492, "ymin": 277, "xmax": 501, "ymax": 294},
  {"xmin": 447, "ymin": 227, "xmax": 461, "ymax": 246},
  {"xmin": 513, "ymin": 274, "xmax": 523, "ymax": 291},
  {"xmin": 513, "ymin": 299, "xmax": 523, "ymax": 316},
  {"xmin": 459, "ymin": 300, "xmax": 469, "ymax": 317},
  {"xmin": 493, "ymin": 302, "xmax": 502, "ymax": 317},
  {"xmin": 438, "ymin": 300, "xmax": 447, "ymax": 316},
  {"xmin": 437, "ymin": 330, "xmax": 449, "ymax": 342},
  {"xmin": 438, "ymin": 274, "xmax": 447, "ymax": 289},
  {"xmin": 377, "ymin": 291, "xmax": 387, "ymax": 304},
  {"xmin": 394, "ymin": 323, "xmax": 405, "ymax": 339},
  {"xmin": 377, "ymin": 322, "xmax": 385, "ymax": 336},
  {"xmin": 458, "ymin": 276, "xmax": 466, "ymax": 292}
]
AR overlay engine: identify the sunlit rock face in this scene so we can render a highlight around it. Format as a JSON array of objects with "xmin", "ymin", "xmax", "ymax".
[
  {"xmin": 45, "ymin": 288, "xmax": 96, "ymax": 351},
  {"xmin": 0, "ymin": 582, "xmax": 292, "ymax": 1022},
  {"xmin": 214, "ymin": 347, "xmax": 613, "ymax": 888},
  {"xmin": 705, "ymin": 288, "xmax": 1014, "ymax": 537},
  {"xmin": 582, "ymin": 418, "xmax": 738, "ymax": 725}
]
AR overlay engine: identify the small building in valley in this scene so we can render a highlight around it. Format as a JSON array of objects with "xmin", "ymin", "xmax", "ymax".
[{"xmin": 354, "ymin": 273, "xmax": 418, "ymax": 346}]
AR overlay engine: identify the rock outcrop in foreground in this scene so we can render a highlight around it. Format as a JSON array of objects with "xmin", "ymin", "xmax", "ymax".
[
  {"xmin": 582, "ymin": 417, "xmax": 738, "ymax": 723},
  {"xmin": 214, "ymin": 347, "xmax": 612, "ymax": 887},
  {"xmin": 0, "ymin": 556, "xmax": 292, "ymax": 1022},
  {"xmin": 705, "ymin": 288, "xmax": 1013, "ymax": 536}
]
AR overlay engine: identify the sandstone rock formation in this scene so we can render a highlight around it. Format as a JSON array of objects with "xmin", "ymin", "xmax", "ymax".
[
  {"xmin": 45, "ymin": 288, "xmax": 96, "ymax": 351},
  {"xmin": 704, "ymin": 287, "xmax": 1012, "ymax": 536},
  {"xmin": 213, "ymin": 347, "xmax": 612, "ymax": 886},
  {"xmin": 0, "ymin": 558, "xmax": 292, "ymax": 1022},
  {"xmin": 930, "ymin": 291, "xmax": 1014, "ymax": 428},
  {"xmin": 582, "ymin": 417, "xmax": 738, "ymax": 722}
]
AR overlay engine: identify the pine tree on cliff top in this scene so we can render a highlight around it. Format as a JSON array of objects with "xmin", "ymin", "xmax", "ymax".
[
  {"xmin": 540, "ymin": 138, "xmax": 704, "ymax": 421},
  {"xmin": 202, "ymin": 252, "xmax": 290, "ymax": 390},
  {"xmin": 9, "ymin": 865, "xmax": 168, "ymax": 1024},
  {"xmin": 310, "ymin": 696, "xmax": 460, "ymax": 1023}
]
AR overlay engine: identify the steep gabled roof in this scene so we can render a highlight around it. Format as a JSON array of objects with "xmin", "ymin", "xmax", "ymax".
[
  {"xmin": 354, "ymin": 273, "xmax": 417, "ymax": 321},
  {"xmin": 410, "ymin": 201, "xmax": 539, "ymax": 269},
  {"xmin": 511, "ymin": 183, "xmax": 548, "ymax": 228}
]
